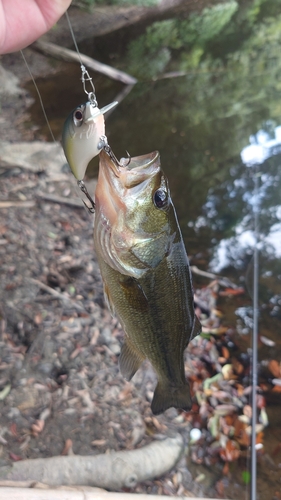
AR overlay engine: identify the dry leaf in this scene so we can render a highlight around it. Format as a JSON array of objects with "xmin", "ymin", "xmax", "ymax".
[{"xmin": 268, "ymin": 360, "xmax": 281, "ymax": 378}]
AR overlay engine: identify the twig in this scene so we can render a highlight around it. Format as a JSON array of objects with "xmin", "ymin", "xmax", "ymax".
[
  {"xmin": 9, "ymin": 181, "xmax": 38, "ymax": 193},
  {"xmin": 33, "ymin": 41, "xmax": 137, "ymax": 85},
  {"xmin": 37, "ymin": 192, "xmax": 84, "ymax": 208},
  {"xmin": 105, "ymin": 84, "xmax": 135, "ymax": 118},
  {"xmin": 0, "ymin": 201, "xmax": 35, "ymax": 209},
  {"xmin": 27, "ymin": 278, "xmax": 84, "ymax": 311},
  {"xmin": 191, "ymin": 265, "xmax": 240, "ymax": 289},
  {"xmin": 190, "ymin": 266, "xmax": 218, "ymax": 280}
]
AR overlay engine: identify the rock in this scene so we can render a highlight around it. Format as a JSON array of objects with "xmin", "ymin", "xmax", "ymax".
[
  {"xmin": 100, "ymin": 327, "xmax": 112, "ymax": 345},
  {"xmin": 12, "ymin": 386, "xmax": 39, "ymax": 412},
  {"xmin": 0, "ymin": 141, "xmax": 65, "ymax": 175},
  {"xmin": 0, "ymin": 65, "xmax": 23, "ymax": 96}
]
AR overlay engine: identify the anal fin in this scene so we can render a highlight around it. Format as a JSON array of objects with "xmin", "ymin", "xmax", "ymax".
[{"xmin": 119, "ymin": 337, "xmax": 145, "ymax": 380}]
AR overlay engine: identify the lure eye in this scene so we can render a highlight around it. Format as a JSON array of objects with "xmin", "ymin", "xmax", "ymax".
[
  {"xmin": 153, "ymin": 188, "xmax": 168, "ymax": 209},
  {"xmin": 73, "ymin": 108, "xmax": 84, "ymax": 127}
]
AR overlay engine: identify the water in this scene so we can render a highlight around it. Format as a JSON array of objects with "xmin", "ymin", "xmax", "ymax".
[{"xmin": 25, "ymin": 1, "xmax": 281, "ymax": 497}]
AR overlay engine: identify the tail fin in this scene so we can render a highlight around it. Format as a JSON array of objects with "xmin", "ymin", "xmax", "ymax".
[{"xmin": 151, "ymin": 381, "xmax": 192, "ymax": 416}]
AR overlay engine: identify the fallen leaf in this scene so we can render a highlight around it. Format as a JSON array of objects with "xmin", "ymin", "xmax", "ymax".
[
  {"xmin": 222, "ymin": 346, "xmax": 230, "ymax": 359},
  {"xmin": 61, "ymin": 439, "xmax": 74, "ymax": 455},
  {"xmin": 260, "ymin": 335, "xmax": 275, "ymax": 347},
  {"xmin": 220, "ymin": 439, "xmax": 240, "ymax": 462},
  {"xmin": 9, "ymin": 452, "xmax": 23, "ymax": 461},
  {"xmin": 9, "ymin": 423, "xmax": 17, "ymax": 437},
  {"xmin": 268, "ymin": 360, "xmax": 281, "ymax": 378},
  {"xmin": 34, "ymin": 313, "xmax": 42, "ymax": 325},
  {"xmin": 222, "ymin": 364, "xmax": 233, "ymax": 380},
  {"xmin": 272, "ymin": 378, "xmax": 281, "ymax": 386},
  {"xmin": 0, "ymin": 384, "xmax": 11, "ymax": 401},
  {"xmin": 243, "ymin": 405, "xmax": 252, "ymax": 419},
  {"xmin": 31, "ymin": 419, "xmax": 44, "ymax": 436},
  {"xmin": 219, "ymin": 288, "xmax": 244, "ymax": 296}
]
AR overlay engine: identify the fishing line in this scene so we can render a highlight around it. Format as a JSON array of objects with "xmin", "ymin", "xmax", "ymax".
[
  {"xmin": 65, "ymin": 10, "xmax": 97, "ymax": 104},
  {"xmin": 20, "ymin": 50, "xmax": 56, "ymax": 143},
  {"xmin": 65, "ymin": 11, "xmax": 83, "ymax": 66}
]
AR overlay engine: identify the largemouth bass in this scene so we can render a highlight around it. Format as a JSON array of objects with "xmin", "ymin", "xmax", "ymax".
[{"xmin": 94, "ymin": 150, "xmax": 201, "ymax": 415}]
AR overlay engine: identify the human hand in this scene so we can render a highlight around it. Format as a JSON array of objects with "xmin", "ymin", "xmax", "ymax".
[{"xmin": 0, "ymin": 0, "xmax": 72, "ymax": 54}]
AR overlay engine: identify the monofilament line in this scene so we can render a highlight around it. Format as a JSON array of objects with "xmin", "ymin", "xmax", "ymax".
[
  {"xmin": 65, "ymin": 10, "xmax": 83, "ymax": 66},
  {"xmin": 20, "ymin": 50, "xmax": 56, "ymax": 143},
  {"xmin": 251, "ymin": 169, "xmax": 259, "ymax": 500},
  {"xmin": 65, "ymin": 10, "xmax": 97, "ymax": 101}
]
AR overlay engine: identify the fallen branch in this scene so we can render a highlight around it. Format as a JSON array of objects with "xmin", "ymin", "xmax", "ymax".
[
  {"xmin": 0, "ymin": 435, "xmax": 183, "ymax": 489},
  {"xmin": 0, "ymin": 486, "xmax": 219, "ymax": 500},
  {"xmin": 0, "ymin": 201, "xmax": 35, "ymax": 209},
  {"xmin": 1, "ymin": 487, "xmax": 217, "ymax": 500},
  {"xmin": 191, "ymin": 265, "xmax": 241, "ymax": 289},
  {"xmin": 27, "ymin": 278, "xmax": 84, "ymax": 312},
  {"xmin": 37, "ymin": 192, "xmax": 84, "ymax": 208},
  {"xmin": 105, "ymin": 84, "xmax": 135, "ymax": 118},
  {"xmin": 33, "ymin": 41, "xmax": 137, "ymax": 85}
]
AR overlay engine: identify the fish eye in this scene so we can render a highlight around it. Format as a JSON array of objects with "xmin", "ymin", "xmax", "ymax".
[
  {"xmin": 73, "ymin": 108, "xmax": 84, "ymax": 127},
  {"xmin": 153, "ymin": 188, "xmax": 168, "ymax": 209}
]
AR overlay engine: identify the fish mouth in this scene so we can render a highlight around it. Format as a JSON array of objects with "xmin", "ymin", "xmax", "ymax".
[{"xmin": 101, "ymin": 150, "xmax": 160, "ymax": 188}]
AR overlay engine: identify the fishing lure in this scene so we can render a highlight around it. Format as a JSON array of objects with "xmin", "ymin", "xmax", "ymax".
[{"xmin": 62, "ymin": 64, "xmax": 118, "ymax": 211}]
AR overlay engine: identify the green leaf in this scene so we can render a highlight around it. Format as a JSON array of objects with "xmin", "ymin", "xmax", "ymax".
[{"xmin": 242, "ymin": 470, "xmax": 251, "ymax": 484}]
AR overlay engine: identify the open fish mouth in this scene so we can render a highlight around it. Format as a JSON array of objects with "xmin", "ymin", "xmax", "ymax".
[{"xmin": 103, "ymin": 150, "xmax": 161, "ymax": 189}]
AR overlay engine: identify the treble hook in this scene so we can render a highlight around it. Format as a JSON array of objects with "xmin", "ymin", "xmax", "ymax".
[
  {"xmin": 98, "ymin": 136, "xmax": 131, "ymax": 169},
  {"xmin": 125, "ymin": 150, "xmax": 131, "ymax": 167},
  {"xmin": 77, "ymin": 180, "xmax": 95, "ymax": 214}
]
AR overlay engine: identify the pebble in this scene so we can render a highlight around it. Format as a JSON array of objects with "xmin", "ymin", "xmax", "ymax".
[
  {"xmin": 100, "ymin": 327, "xmax": 112, "ymax": 345},
  {"xmin": 7, "ymin": 407, "xmax": 21, "ymax": 419},
  {"xmin": 190, "ymin": 428, "xmax": 202, "ymax": 443},
  {"xmin": 38, "ymin": 362, "xmax": 53, "ymax": 375}
]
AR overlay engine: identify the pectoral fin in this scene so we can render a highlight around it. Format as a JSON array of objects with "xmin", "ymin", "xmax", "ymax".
[
  {"xmin": 119, "ymin": 337, "xmax": 145, "ymax": 380},
  {"xmin": 119, "ymin": 276, "xmax": 149, "ymax": 313},
  {"xmin": 103, "ymin": 282, "xmax": 115, "ymax": 316}
]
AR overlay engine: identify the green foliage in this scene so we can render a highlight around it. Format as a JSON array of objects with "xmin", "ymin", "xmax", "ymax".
[
  {"xmin": 126, "ymin": 1, "xmax": 239, "ymax": 77},
  {"xmin": 177, "ymin": 1, "xmax": 238, "ymax": 46},
  {"xmin": 127, "ymin": 20, "xmax": 182, "ymax": 78}
]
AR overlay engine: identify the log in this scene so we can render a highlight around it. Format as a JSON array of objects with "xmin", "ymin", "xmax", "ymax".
[
  {"xmin": 0, "ymin": 486, "xmax": 221, "ymax": 500},
  {"xmin": 0, "ymin": 435, "xmax": 183, "ymax": 489},
  {"xmin": 33, "ymin": 41, "xmax": 137, "ymax": 85}
]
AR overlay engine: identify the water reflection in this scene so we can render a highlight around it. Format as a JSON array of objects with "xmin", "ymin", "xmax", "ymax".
[{"xmin": 208, "ymin": 124, "xmax": 281, "ymax": 272}]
